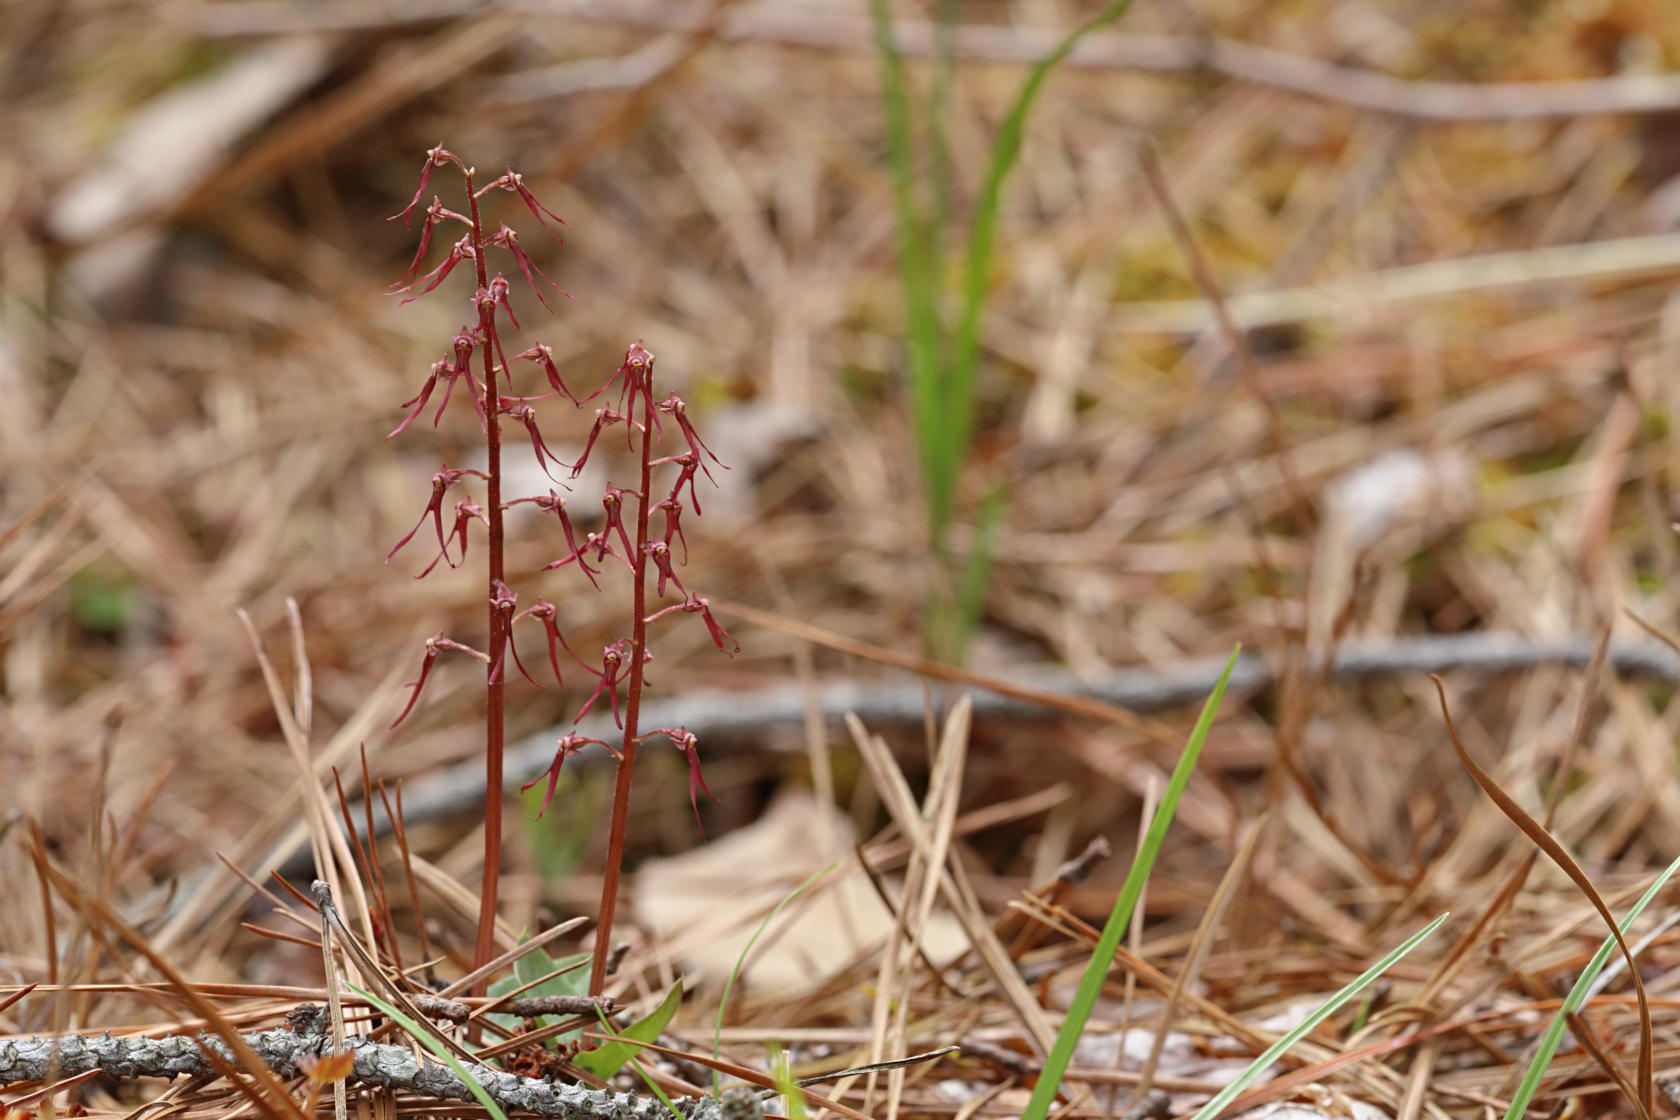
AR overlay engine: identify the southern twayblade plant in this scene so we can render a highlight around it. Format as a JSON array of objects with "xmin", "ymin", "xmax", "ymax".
[{"xmin": 383, "ymin": 146, "xmax": 738, "ymax": 996}]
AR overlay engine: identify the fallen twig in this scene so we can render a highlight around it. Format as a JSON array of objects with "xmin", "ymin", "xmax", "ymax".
[
  {"xmin": 0, "ymin": 1029, "xmax": 757, "ymax": 1120},
  {"xmin": 239, "ymin": 629, "xmax": 1680, "ymax": 887},
  {"xmin": 195, "ymin": 2, "xmax": 1680, "ymax": 122},
  {"xmin": 386, "ymin": 629, "xmax": 1680, "ymax": 835},
  {"xmin": 412, "ymin": 993, "xmax": 612, "ymax": 1022}
]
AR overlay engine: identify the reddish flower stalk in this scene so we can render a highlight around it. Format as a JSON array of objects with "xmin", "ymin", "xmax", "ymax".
[
  {"xmin": 384, "ymin": 147, "xmax": 734, "ymax": 1006},
  {"xmin": 384, "ymin": 145, "xmax": 514, "ymax": 991},
  {"xmin": 466, "ymin": 163, "xmax": 509, "ymax": 991},
  {"xmin": 590, "ymin": 345, "xmax": 657, "ymax": 996}
]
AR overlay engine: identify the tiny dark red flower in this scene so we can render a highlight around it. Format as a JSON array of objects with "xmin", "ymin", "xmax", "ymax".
[
  {"xmin": 591, "ymin": 342, "xmax": 657, "ymax": 423},
  {"xmin": 387, "ymin": 467, "xmax": 488, "ymax": 564},
  {"xmin": 647, "ymin": 539, "xmax": 685, "ymax": 598},
  {"xmin": 646, "ymin": 727, "xmax": 718, "ymax": 838},
  {"xmin": 488, "ymin": 580, "xmax": 542, "ymax": 687},
  {"xmin": 655, "ymin": 496, "xmax": 688, "ymax": 562},
  {"xmin": 389, "ymin": 360, "xmax": 444, "ymax": 440},
  {"xmin": 489, "ymin": 223, "xmax": 570, "ymax": 310},
  {"xmin": 647, "ymin": 595, "xmax": 738, "ymax": 654},
  {"xmin": 522, "ymin": 732, "xmax": 616, "ymax": 818},
  {"xmin": 513, "ymin": 343, "xmax": 580, "ymax": 405},
  {"xmin": 652, "ymin": 452, "xmax": 705, "ymax": 515},
  {"xmin": 574, "ymin": 638, "xmax": 650, "ymax": 727},
  {"xmin": 399, "ymin": 234, "xmax": 475, "ymax": 304},
  {"xmin": 393, "ymin": 197, "xmax": 470, "ymax": 288},
  {"xmin": 572, "ymin": 408, "xmax": 629, "ymax": 478},
  {"xmin": 509, "ymin": 490, "xmax": 600, "ymax": 589},
  {"xmin": 512, "ymin": 598, "xmax": 591, "ymax": 686},
  {"xmin": 502, "ymin": 401, "xmax": 572, "ymax": 482},
  {"xmin": 389, "ymin": 144, "xmax": 466, "ymax": 228},
  {"xmin": 654, "ymin": 394, "xmax": 725, "ymax": 483},
  {"xmin": 416, "ymin": 499, "xmax": 488, "ymax": 578},
  {"xmin": 391, "ymin": 633, "xmax": 489, "ymax": 729},
  {"xmin": 600, "ymin": 484, "xmax": 636, "ymax": 558},
  {"xmin": 481, "ymin": 167, "xmax": 568, "ymax": 242}
]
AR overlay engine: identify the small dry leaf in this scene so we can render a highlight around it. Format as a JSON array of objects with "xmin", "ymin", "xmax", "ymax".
[
  {"xmin": 634, "ymin": 791, "xmax": 966, "ymax": 993},
  {"xmin": 298, "ymin": 1049, "xmax": 356, "ymax": 1085}
]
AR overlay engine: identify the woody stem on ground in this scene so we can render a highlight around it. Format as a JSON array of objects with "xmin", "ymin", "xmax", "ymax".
[
  {"xmin": 590, "ymin": 371, "xmax": 655, "ymax": 997},
  {"xmin": 465, "ymin": 172, "xmax": 506, "ymax": 991}
]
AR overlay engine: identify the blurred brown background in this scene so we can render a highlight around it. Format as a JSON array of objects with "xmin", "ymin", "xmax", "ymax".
[{"xmin": 8, "ymin": 0, "xmax": 1680, "ymax": 987}]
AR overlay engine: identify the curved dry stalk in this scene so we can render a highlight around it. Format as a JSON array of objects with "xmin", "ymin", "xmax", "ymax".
[{"xmin": 1432, "ymin": 676, "xmax": 1654, "ymax": 1120}]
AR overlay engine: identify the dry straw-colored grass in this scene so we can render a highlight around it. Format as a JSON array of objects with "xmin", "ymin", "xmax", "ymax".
[{"xmin": 8, "ymin": 0, "xmax": 1680, "ymax": 1118}]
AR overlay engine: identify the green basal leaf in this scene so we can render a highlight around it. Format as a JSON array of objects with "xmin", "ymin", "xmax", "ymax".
[
  {"xmin": 486, "ymin": 943, "xmax": 591, "ymax": 1043},
  {"xmin": 574, "ymin": 977, "xmax": 684, "ymax": 1079}
]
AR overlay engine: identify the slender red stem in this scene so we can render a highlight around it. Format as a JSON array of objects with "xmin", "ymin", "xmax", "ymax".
[
  {"xmin": 466, "ymin": 170, "xmax": 506, "ymax": 992},
  {"xmin": 591, "ymin": 368, "xmax": 653, "ymax": 995}
]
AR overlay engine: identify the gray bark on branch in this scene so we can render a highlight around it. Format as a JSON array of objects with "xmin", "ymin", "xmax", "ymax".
[
  {"xmin": 384, "ymin": 630, "xmax": 1680, "ymax": 837},
  {"xmin": 0, "ymin": 1029, "xmax": 759, "ymax": 1120}
]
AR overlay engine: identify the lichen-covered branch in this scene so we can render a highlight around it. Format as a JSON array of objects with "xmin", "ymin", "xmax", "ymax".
[{"xmin": 0, "ymin": 1030, "xmax": 759, "ymax": 1120}]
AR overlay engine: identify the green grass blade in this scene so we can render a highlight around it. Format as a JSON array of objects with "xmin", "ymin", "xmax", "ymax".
[
  {"xmin": 1021, "ymin": 645, "xmax": 1240, "ymax": 1120},
  {"xmin": 712, "ymin": 864, "xmax": 836, "ymax": 1097},
  {"xmin": 951, "ymin": 0, "xmax": 1138, "ymax": 472},
  {"xmin": 924, "ymin": 0, "xmax": 962, "ymax": 324},
  {"xmin": 920, "ymin": 0, "xmax": 960, "ymax": 532},
  {"xmin": 868, "ymin": 0, "xmax": 952, "ymax": 537},
  {"xmin": 948, "ymin": 487, "xmax": 1006, "ymax": 658},
  {"xmin": 347, "ymin": 983, "xmax": 511, "ymax": 1120},
  {"xmin": 1505, "ymin": 851, "xmax": 1680, "ymax": 1120},
  {"xmin": 1183, "ymin": 913, "xmax": 1449, "ymax": 1120}
]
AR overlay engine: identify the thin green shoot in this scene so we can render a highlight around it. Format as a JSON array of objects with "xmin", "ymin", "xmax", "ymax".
[
  {"xmin": 713, "ymin": 864, "xmax": 837, "ymax": 1097},
  {"xmin": 621, "ymin": 1048, "xmax": 686, "ymax": 1120},
  {"xmin": 1020, "ymin": 645, "xmax": 1239, "ymax": 1120},
  {"xmin": 347, "ymin": 983, "xmax": 511, "ymax": 1120},
  {"xmin": 924, "ymin": 0, "xmax": 960, "ymax": 269},
  {"xmin": 1504, "ymin": 851, "xmax": 1680, "ymax": 1120},
  {"xmin": 769, "ymin": 1043, "xmax": 809, "ymax": 1120},
  {"xmin": 1182, "ymin": 913, "xmax": 1448, "ymax": 1120}
]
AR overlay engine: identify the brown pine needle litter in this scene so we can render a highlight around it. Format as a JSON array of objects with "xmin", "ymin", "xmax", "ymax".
[{"xmin": 12, "ymin": 2, "xmax": 1680, "ymax": 1119}]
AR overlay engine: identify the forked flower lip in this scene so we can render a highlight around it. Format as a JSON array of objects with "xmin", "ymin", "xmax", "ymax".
[
  {"xmin": 521, "ymin": 732, "xmax": 616, "ymax": 818},
  {"xmin": 644, "ymin": 726, "xmax": 719, "ymax": 838}
]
